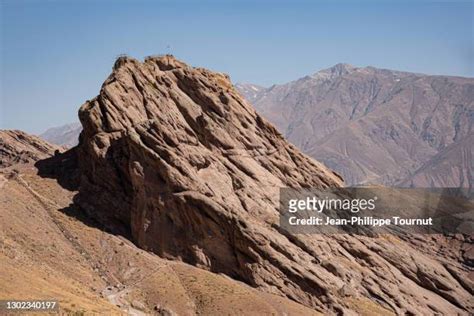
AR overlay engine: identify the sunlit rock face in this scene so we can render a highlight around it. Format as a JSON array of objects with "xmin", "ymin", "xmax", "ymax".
[{"xmin": 76, "ymin": 56, "xmax": 472, "ymax": 314}]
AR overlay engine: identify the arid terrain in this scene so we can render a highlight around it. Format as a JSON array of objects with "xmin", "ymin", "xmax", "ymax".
[
  {"xmin": 0, "ymin": 131, "xmax": 319, "ymax": 315},
  {"xmin": 1, "ymin": 56, "xmax": 473, "ymax": 315},
  {"xmin": 236, "ymin": 64, "xmax": 474, "ymax": 187}
]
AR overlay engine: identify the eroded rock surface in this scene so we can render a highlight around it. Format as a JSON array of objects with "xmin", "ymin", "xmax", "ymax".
[
  {"xmin": 0, "ymin": 130, "xmax": 62, "ymax": 168},
  {"xmin": 76, "ymin": 55, "xmax": 473, "ymax": 314},
  {"xmin": 0, "ymin": 147, "xmax": 318, "ymax": 315}
]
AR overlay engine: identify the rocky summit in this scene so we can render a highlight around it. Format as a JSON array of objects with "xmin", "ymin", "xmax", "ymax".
[{"xmin": 73, "ymin": 55, "xmax": 473, "ymax": 314}]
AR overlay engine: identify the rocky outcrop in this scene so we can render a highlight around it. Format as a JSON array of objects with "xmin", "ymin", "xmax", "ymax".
[
  {"xmin": 76, "ymin": 55, "xmax": 473, "ymax": 314},
  {"xmin": 0, "ymin": 130, "xmax": 62, "ymax": 168},
  {"xmin": 237, "ymin": 65, "xmax": 474, "ymax": 187},
  {"xmin": 0, "ymin": 135, "xmax": 320, "ymax": 315}
]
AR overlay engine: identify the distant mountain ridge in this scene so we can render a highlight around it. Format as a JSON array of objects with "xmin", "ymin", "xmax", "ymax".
[
  {"xmin": 234, "ymin": 83, "xmax": 265, "ymax": 103},
  {"xmin": 400, "ymin": 133, "xmax": 474, "ymax": 188},
  {"xmin": 236, "ymin": 64, "xmax": 474, "ymax": 188},
  {"xmin": 40, "ymin": 122, "xmax": 82, "ymax": 148}
]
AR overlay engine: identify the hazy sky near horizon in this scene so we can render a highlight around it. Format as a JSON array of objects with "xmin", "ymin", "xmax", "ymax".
[{"xmin": 1, "ymin": 0, "xmax": 473, "ymax": 134}]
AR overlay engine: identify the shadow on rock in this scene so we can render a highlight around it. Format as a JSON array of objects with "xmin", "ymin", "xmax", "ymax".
[
  {"xmin": 35, "ymin": 147, "xmax": 132, "ymax": 239},
  {"xmin": 35, "ymin": 147, "xmax": 80, "ymax": 191}
]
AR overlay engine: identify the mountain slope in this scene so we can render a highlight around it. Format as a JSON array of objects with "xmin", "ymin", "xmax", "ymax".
[
  {"xmin": 0, "ymin": 130, "xmax": 62, "ymax": 167},
  {"xmin": 234, "ymin": 83, "xmax": 265, "ymax": 104},
  {"xmin": 237, "ymin": 64, "xmax": 474, "ymax": 186},
  {"xmin": 77, "ymin": 54, "xmax": 345, "ymax": 312},
  {"xmin": 401, "ymin": 133, "xmax": 474, "ymax": 188},
  {"xmin": 0, "ymin": 132, "xmax": 320, "ymax": 315},
  {"xmin": 73, "ymin": 55, "xmax": 472, "ymax": 314},
  {"xmin": 40, "ymin": 122, "xmax": 82, "ymax": 148}
]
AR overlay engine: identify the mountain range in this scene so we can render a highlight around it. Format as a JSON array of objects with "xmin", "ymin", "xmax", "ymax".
[
  {"xmin": 40, "ymin": 122, "xmax": 82, "ymax": 147},
  {"xmin": 42, "ymin": 64, "xmax": 474, "ymax": 189},
  {"xmin": 236, "ymin": 64, "xmax": 474, "ymax": 188},
  {"xmin": 1, "ymin": 133, "xmax": 317, "ymax": 315}
]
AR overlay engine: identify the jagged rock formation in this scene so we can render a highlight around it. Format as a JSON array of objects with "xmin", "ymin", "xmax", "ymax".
[
  {"xmin": 237, "ymin": 64, "xmax": 474, "ymax": 187},
  {"xmin": 0, "ymin": 132, "xmax": 318, "ymax": 315},
  {"xmin": 0, "ymin": 130, "xmax": 62, "ymax": 167},
  {"xmin": 40, "ymin": 122, "xmax": 82, "ymax": 148},
  {"xmin": 76, "ymin": 55, "xmax": 473, "ymax": 314}
]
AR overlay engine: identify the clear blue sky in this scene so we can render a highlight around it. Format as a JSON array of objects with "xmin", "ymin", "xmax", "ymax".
[{"xmin": 1, "ymin": 0, "xmax": 473, "ymax": 134}]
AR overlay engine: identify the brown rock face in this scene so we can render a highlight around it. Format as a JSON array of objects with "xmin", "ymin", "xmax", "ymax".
[
  {"xmin": 77, "ymin": 55, "xmax": 472, "ymax": 314},
  {"xmin": 0, "ymin": 130, "xmax": 62, "ymax": 168},
  {"xmin": 0, "ymin": 133, "xmax": 319, "ymax": 315}
]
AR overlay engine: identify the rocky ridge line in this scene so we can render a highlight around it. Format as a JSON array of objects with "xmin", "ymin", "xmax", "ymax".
[{"xmin": 0, "ymin": 130, "xmax": 62, "ymax": 168}]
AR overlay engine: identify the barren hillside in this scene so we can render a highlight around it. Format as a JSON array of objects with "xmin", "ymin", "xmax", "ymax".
[
  {"xmin": 237, "ymin": 64, "xmax": 474, "ymax": 186},
  {"xmin": 0, "ymin": 130, "xmax": 319, "ymax": 315}
]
